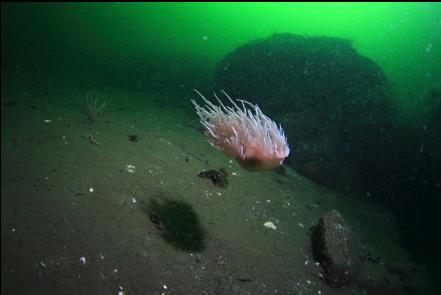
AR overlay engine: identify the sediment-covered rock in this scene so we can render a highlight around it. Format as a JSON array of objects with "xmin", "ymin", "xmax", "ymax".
[{"xmin": 311, "ymin": 209, "xmax": 359, "ymax": 287}]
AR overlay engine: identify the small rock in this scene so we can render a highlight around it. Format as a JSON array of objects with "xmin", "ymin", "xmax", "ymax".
[
  {"xmin": 197, "ymin": 168, "xmax": 228, "ymax": 188},
  {"xmin": 127, "ymin": 134, "xmax": 138, "ymax": 142},
  {"xmin": 311, "ymin": 209, "xmax": 359, "ymax": 287}
]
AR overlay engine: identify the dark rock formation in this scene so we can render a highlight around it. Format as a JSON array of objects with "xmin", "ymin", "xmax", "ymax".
[
  {"xmin": 214, "ymin": 33, "xmax": 392, "ymax": 190},
  {"xmin": 311, "ymin": 210, "xmax": 359, "ymax": 287}
]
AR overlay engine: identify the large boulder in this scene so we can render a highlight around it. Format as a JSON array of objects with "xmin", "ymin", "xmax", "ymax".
[
  {"xmin": 311, "ymin": 210, "xmax": 359, "ymax": 287},
  {"xmin": 214, "ymin": 33, "xmax": 392, "ymax": 190}
]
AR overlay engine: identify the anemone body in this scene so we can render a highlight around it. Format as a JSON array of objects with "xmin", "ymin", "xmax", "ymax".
[{"xmin": 192, "ymin": 90, "xmax": 290, "ymax": 172}]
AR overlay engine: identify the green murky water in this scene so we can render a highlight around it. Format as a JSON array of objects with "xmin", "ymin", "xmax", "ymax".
[{"xmin": 2, "ymin": 3, "xmax": 440, "ymax": 295}]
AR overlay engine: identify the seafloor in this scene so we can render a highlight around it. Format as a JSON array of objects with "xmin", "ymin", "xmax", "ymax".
[{"xmin": 1, "ymin": 66, "xmax": 434, "ymax": 295}]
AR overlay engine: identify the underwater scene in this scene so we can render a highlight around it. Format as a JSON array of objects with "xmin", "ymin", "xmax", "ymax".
[{"xmin": 1, "ymin": 3, "xmax": 441, "ymax": 295}]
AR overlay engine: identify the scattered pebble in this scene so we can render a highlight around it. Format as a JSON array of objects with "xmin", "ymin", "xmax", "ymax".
[
  {"xmin": 79, "ymin": 257, "xmax": 86, "ymax": 265},
  {"xmin": 131, "ymin": 197, "xmax": 137, "ymax": 204},
  {"xmin": 126, "ymin": 165, "xmax": 136, "ymax": 173},
  {"xmin": 264, "ymin": 221, "xmax": 277, "ymax": 230},
  {"xmin": 298, "ymin": 222, "xmax": 305, "ymax": 228},
  {"xmin": 89, "ymin": 187, "xmax": 94, "ymax": 193},
  {"xmin": 44, "ymin": 119, "xmax": 52, "ymax": 123}
]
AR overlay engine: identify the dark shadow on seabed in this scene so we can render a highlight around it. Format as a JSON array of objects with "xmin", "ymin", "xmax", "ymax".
[{"xmin": 142, "ymin": 197, "xmax": 206, "ymax": 252}]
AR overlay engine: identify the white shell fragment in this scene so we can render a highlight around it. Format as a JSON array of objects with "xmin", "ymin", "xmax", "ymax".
[
  {"xmin": 126, "ymin": 165, "xmax": 136, "ymax": 173},
  {"xmin": 264, "ymin": 221, "xmax": 277, "ymax": 230},
  {"xmin": 79, "ymin": 257, "xmax": 86, "ymax": 265}
]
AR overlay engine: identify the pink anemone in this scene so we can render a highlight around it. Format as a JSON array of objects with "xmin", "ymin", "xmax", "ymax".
[{"xmin": 192, "ymin": 90, "xmax": 290, "ymax": 172}]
